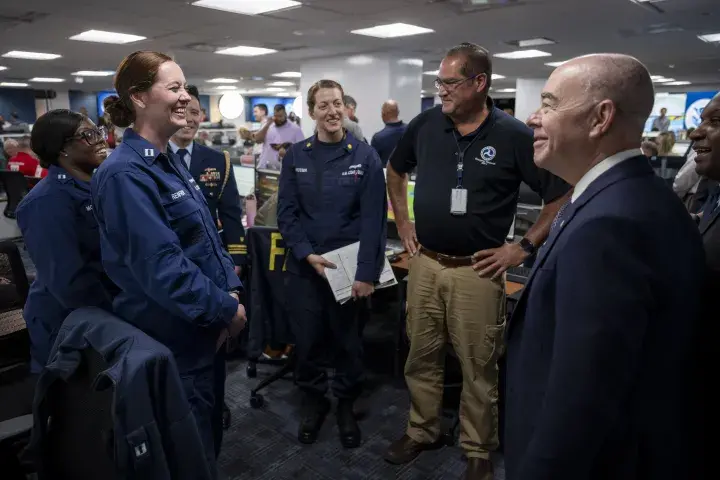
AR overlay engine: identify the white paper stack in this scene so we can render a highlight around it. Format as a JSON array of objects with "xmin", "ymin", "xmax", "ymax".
[{"xmin": 322, "ymin": 242, "xmax": 398, "ymax": 304}]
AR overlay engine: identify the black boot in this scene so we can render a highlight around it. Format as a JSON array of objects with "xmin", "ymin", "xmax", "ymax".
[
  {"xmin": 336, "ymin": 399, "xmax": 361, "ymax": 448},
  {"xmin": 298, "ymin": 395, "xmax": 331, "ymax": 444}
]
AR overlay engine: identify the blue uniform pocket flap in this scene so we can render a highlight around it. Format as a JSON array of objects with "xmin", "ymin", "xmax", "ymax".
[{"xmin": 163, "ymin": 197, "xmax": 201, "ymax": 220}]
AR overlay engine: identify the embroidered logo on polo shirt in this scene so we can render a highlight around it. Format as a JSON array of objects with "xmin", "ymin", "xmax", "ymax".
[
  {"xmin": 85, "ymin": 205, "xmax": 93, "ymax": 212},
  {"xmin": 477, "ymin": 146, "xmax": 497, "ymax": 165}
]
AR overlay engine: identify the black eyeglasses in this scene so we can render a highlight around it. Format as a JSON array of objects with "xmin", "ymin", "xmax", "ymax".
[
  {"xmin": 434, "ymin": 74, "xmax": 483, "ymax": 91},
  {"xmin": 69, "ymin": 127, "xmax": 107, "ymax": 145}
]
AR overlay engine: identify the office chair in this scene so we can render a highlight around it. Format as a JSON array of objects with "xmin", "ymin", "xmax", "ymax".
[
  {"xmin": 0, "ymin": 171, "xmax": 29, "ymax": 220},
  {"xmin": 42, "ymin": 348, "xmax": 118, "ymax": 479}
]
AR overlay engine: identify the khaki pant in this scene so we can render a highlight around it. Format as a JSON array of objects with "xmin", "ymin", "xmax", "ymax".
[{"xmin": 404, "ymin": 252, "xmax": 506, "ymax": 459}]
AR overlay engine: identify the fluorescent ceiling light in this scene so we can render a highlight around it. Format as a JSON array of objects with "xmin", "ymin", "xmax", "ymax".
[
  {"xmin": 265, "ymin": 87, "xmax": 285, "ymax": 92},
  {"xmin": 30, "ymin": 77, "xmax": 64, "ymax": 83},
  {"xmin": 272, "ymin": 71, "xmax": 301, "ymax": 78},
  {"xmin": 268, "ymin": 81, "xmax": 295, "ymax": 86},
  {"xmin": 423, "ymin": 70, "xmax": 439, "ymax": 75},
  {"xmin": 347, "ymin": 55, "xmax": 374, "ymax": 66},
  {"xmin": 192, "ymin": 0, "xmax": 301, "ymax": 15},
  {"xmin": 698, "ymin": 33, "xmax": 720, "ymax": 43},
  {"xmin": 207, "ymin": 78, "xmax": 239, "ymax": 83},
  {"xmin": 494, "ymin": 49, "xmax": 552, "ymax": 59},
  {"xmin": 516, "ymin": 38, "xmax": 556, "ymax": 48},
  {"xmin": 72, "ymin": 70, "xmax": 114, "ymax": 76},
  {"xmin": 0, "ymin": 82, "xmax": 28, "ymax": 87},
  {"xmin": 653, "ymin": 77, "xmax": 675, "ymax": 83},
  {"xmin": 662, "ymin": 81, "xmax": 691, "ymax": 86},
  {"xmin": 70, "ymin": 30, "xmax": 146, "ymax": 44},
  {"xmin": 496, "ymin": 88, "xmax": 517, "ymax": 93},
  {"xmin": 351, "ymin": 23, "xmax": 434, "ymax": 39},
  {"xmin": 216, "ymin": 45, "xmax": 277, "ymax": 56},
  {"xmin": 2, "ymin": 50, "xmax": 61, "ymax": 60},
  {"xmin": 216, "ymin": 85, "xmax": 237, "ymax": 90},
  {"xmin": 491, "ymin": 74, "xmax": 505, "ymax": 80},
  {"xmin": 545, "ymin": 60, "xmax": 568, "ymax": 67},
  {"xmin": 0, "ymin": 66, "xmax": 6, "ymax": 71},
  {"xmin": 398, "ymin": 58, "xmax": 423, "ymax": 67}
]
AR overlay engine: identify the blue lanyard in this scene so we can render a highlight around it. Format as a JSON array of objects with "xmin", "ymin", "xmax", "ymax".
[{"xmin": 453, "ymin": 131, "xmax": 482, "ymax": 188}]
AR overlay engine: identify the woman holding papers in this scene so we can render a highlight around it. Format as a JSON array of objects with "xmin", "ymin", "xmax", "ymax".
[{"xmin": 277, "ymin": 79, "xmax": 387, "ymax": 449}]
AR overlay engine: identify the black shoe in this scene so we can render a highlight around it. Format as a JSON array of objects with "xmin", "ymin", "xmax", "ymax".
[
  {"xmin": 298, "ymin": 395, "xmax": 331, "ymax": 444},
  {"xmin": 336, "ymin": 399, "xmax": 361, "ymax": 448},
  {"xmin": 222, "ymin": 401, "xmax": 231, "ymax": 430}
]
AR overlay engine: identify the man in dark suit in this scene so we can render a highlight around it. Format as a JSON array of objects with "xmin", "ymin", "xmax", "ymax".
[
  {"xmin": 169, "ymin": 85, "xmax": 247, "ymax": 460},
  {"xmin": 504, "ymin": 54, "xmax": 705, "ymax": 479},
  {"xmin": 688, "ymin": 91, "xmax": 720, "ymax": 476}
]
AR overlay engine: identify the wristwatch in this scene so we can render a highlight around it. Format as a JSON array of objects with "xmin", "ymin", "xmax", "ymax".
[{"xmin": 519, "ymin": 237, "xmax": 536, "ymax": 255}]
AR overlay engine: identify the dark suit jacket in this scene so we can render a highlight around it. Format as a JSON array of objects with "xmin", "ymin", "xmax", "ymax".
[
  {"xmin": 190, "ymin": 143, "xmax": 247, "ymax": 265},
  {"xmin": 504, "ymin": 157, "xmax": 705, "ymax": 480}
]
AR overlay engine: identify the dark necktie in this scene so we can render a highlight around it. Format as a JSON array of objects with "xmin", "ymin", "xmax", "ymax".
[
  {"xmin": 702, "ymin": 187, "xmax": 720, "ymax": 218},
  {"xmin": 176, "ymin": 149, "xmax": 190, "ymax": 169},
  {"xmin": 551, "ymin": 200, "xmax": 570, "ymax": 231}
]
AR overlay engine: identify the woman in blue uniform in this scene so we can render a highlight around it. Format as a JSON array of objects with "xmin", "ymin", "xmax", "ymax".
[
  {"xmin": 91, "ymin": 51, "xmax": 246, "ymax": 478},
  {"xmin": 17, "ymin": 109, "xmax": 116, "ymax": 374},
  {"xmin": 277, "ymin": 79, "xmax": 387, "ymax": 448}
]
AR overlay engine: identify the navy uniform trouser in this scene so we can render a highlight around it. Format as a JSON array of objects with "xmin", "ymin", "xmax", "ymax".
[
  {"xmin": 180, "ymin": 367, "xmax": 217, "ymax": 479},
  {"xmin": 286, "ymin": 272, "xmax": 368, "ymax": 400},
  {"xmin": 212, "ymin": 346, "xmax": 226, "ymax": 458}
]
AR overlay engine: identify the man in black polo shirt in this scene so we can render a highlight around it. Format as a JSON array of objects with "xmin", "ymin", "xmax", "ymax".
[{"xmin": 383, "ymin": 42, "xmax": 570, "ymax": 479}]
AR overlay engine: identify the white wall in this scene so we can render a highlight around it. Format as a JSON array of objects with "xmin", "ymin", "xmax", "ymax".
[
  {"xmin": 34, "ymin": 89, "xmax": 70, "ymax": 118},
  {"xmin": 514, "ymin": 78, "xmax": 547, "ymax": 124}
]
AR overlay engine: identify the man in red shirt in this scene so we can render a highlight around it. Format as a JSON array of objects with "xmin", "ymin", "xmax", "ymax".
[{"xmin": 7, "ymin": 136, "xmax": 48, "ymax": 178}]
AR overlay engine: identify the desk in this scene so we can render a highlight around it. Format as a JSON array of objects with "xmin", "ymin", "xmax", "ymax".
[{"xmin": 390, "ymin": 252, "xmax": 524, "ymax": 296}]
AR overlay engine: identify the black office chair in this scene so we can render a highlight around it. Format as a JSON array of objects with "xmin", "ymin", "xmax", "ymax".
[{"xmin": 0, "ymin": 171, "xmax": 29, "ymax": 220}]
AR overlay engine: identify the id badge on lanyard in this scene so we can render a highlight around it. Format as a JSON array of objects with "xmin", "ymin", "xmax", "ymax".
[{"xmin": 451, "ymin": 160, "xmax": 467, "ymax": 215}]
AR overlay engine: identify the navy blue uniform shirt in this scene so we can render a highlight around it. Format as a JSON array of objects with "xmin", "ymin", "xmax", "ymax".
[
  {"xmin": 371, "ymin": 121, "xmax": 407, "ymax": 166},
  {"xmin": 170, "ymin": 141, "xmax": 247, "ymax": 265},
  {"xmin": 277, "ymin": 132, "xmax": 387, "ymax": 282},
  {"xmin": 91, "ymin": 129, "xmax": 241, "ymax": 373},
  {"xmin": 17, "ymin": 165, "xmax": 116, "ymax": 373}
]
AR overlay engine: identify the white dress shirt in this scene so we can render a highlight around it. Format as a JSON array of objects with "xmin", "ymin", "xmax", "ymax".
[
  {"xmin": 571, "ymin": 148, "xmax": 642, "ymax": 203},
  {"xmin": 168, "ymin": 140, "xmax": 194, "ymax": 169}
]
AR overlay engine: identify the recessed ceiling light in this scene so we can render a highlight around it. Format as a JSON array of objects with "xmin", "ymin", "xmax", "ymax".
[
  {"xmin": 2, "ymin": 50, "xmax": 61, "ymax": 60},
  {"xmin": 423, "ymin": 70, "xmax": 439, "ymax": 75},
  {"xmin": 662, "ymin": 81, "xmax": 691, "ymax": 86},
  {"xmin": 30, "ymin": 77, "xmax": 65, "ymax": 83},
  {"xmin": 0, "ymin": 82, "xmax": 28, "ymax": 87},
  {"xmin": 192, "ymin": 0, "xmax": 301, "ymax": 15},
  {"xmin": 216, "ymin": 85, "xmax": 237, "ymax": 90},
  {"xmin": 347, "ymin": 55, "xmax": 374, "ymax": 66},
  {"xmin": 251, "ymin": 76, "xmax": 264, "ymax": 81},
  {"xmin": 207, "ymin": 78, "xmax": 239, "ymax": 83},
  {"xmin": 0, "ymin": 66, "xmax": 6, "ymax": 71},
  {"xmin": 272, "ymin": 71, "xmax": 301, "ymax": 78},
  {"xmin": 491, "ymin": 74, "xmax": 505, "ymax": 80},
  {"xmin": 398, "ymin": 58, "xmax": 423, "ymax": 67},
  {"xmin": 653, "ymin": 77, "xmax": 675, "ymax": 83},
  {"xmin": 70, "ymin": 30, "xmax": 146, "ymax": 44},
  {"xmin": 72, "ymin": 70, "xmax": 115, "ymax": 76},
  {"xmin": 268, "ymin": 81, "xmax": 295, "ymax": 86},
  {"xmin": 216, "ymin": 45, "xmax": 277, "ymax": 56},
  {"xmin": 698, "ymin": 33, "xmax": 720, "ymax": 43},
  {"xmin": 513, "ymin": 37, "xmax": 556, "ymax": 48},
  {"xmin": 545, "ymin": 60, "xmax": 568, "ymax": 67},
  {"xmin": 351, "ymin": 23, "xmax": 434, "ymax": 39},
  {"xmin": 494, "ymin": 49, "xmax": 552, "ymax": 59},
  {"xmin": 496, "ymin": 88, "xmax": 517, "ymax": 93},
  {"xmin": 265, "ymin": 87, "xmax": 285, "ymax": 92}
]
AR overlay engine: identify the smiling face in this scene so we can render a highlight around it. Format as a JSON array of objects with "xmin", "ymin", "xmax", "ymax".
[
  {"xmin": 64, "ymin": 118, "xmax": 109, "ymax": 170},
  {"xmin": 172, "ymin": 95, "xmax": 202, "ymax": 144},
  {"xmin": 690, "ymin": 94, "xmax": 720, "ymax": 181},
  {"xmin": 527, "ymin": 64, "xmax": 598, "ymax": 179},
  {"xmin": 310, "ymin": 87, "xmax": 344, "ymax": 137},
  {"xmin": 133, "ymin": 61, "xmax": 190, "ymax": 134}
]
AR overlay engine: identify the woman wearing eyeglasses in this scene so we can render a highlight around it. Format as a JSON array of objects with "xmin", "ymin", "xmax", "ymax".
[{"xmin": 16, "ymin": 109, "xmax": 116, "ymax": 375}]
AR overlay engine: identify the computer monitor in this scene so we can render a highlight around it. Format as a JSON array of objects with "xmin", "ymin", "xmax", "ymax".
[{"xmin": 232, "ymin": 165, "xmax": 255, "ymax": 197}]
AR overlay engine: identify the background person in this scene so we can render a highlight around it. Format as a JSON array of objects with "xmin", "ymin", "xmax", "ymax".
[
  {"xmin": 92, "ymin": 50, "xmax": 246, "ymax": 478},
  {"xmin": 277, "ymin": 79, "xmax": 387, "ymax": 449},
  {"xmin": 371, "ymin": 100, "xmax": 406, "ymax": 166},
  {"xmin": 255, "ymin": 104, "xmax": 304, "ymax": 170}
]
